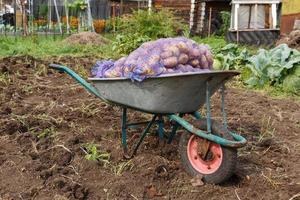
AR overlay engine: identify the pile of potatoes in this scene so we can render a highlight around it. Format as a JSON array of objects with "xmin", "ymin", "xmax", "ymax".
[{"xmin": 92, "ymin": 37, "xmax": 214, "ymax": 81}]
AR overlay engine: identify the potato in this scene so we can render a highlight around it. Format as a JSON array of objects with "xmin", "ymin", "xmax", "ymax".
[
  {"xmin": 148, "ymin": 55, "xmax": 160, "ymax": 66},
  {"xmin": 161, "ymin": 51, "xmax": 173, "ymax": 59},
  {"xmin": 189, "ymin": 59, "xmax": 200, "ymax": 67},
  {"xmin": 162, "ymin": 57, "xmax": 178, "ymax": 68},
  {"xmin": 200, "ymin": 55, "xmax": 209, "ymax": 69},
  {"xmin": 190, "ymin": 48, "xmax": 201, "ymax": 58},
  {"xmin": 176, "ymin": 41, "xmax": 189, "ymax": 53},
  {"xmin": 165, "ymin": 45, "xmax": 180, "ymax": 56},
  {"xmin": 178, "ymin": 53, "xmax": 189, "ymax": 64}
]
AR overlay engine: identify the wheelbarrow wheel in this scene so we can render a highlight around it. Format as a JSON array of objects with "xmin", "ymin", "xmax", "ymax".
[{"xmin": 179, "ymin": 124, "xmax": 237, "ymax": 184}]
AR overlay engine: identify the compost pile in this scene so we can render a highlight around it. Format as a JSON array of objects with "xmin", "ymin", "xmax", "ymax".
[
  {"xmin": 91, "ymin": 37, "xmax": 214, "ymax": 81},
  {"xmin": 276, "ymin": 30, "xmax": 300, "ymax": 51},
  {"xmin": 64, "ymin": 32, "xmax": 110, "ymax": 45}
]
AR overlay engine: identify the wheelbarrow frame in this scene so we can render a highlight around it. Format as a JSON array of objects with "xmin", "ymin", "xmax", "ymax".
[{"xmin": 49, "ymin": 64, "xmax": 247, "ymax": 159}]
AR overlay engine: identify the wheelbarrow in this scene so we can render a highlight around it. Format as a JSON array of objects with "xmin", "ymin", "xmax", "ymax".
[{"xmin": 49, "ymin": 64, "xmax": 247, "ymax": 184}]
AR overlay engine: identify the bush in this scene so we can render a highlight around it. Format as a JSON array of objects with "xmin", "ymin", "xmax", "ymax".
[{"xmin": 111, "ymin": 9, "xmax": 188, "ymax": 55}]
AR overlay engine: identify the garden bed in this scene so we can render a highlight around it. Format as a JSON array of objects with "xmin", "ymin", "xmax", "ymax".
[{"xmin": 0, "ymin": 56, "xmax": 299, "ymax": 199}]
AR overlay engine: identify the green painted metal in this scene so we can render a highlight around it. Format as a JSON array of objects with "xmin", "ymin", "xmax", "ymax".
[
  {"xmin": 168, "ymin": 114, "xmax": 247, "ymax": 147},
  {"xmin": 127, "ymin": 121, "xmax": 154, "ymax": 128},
  {"xmin": 121, "ymin": 108, "xmax": 128, "ymax": 151},
  {"xmin": 49, "ymin": 64, "xmax": 106, "ymax": 101},
  {"xmin": 131, "ymin": 115, "xmax": 157, "ymax": 156},
  {"xmin": 167, "ymin": 113, "xmax": 184, "ymax": 144},
  {"xmin": 49, "ymin": 64, "xmax": 247, "ymax": 155},
  {"xmin": 192, "ymin": 112, "xmax": 202, "ymax": 120},
  {"xmin": 167, "ymin": 122, "xmax": 179, "ymax": 144},
  {"xmin": 158, "ymin": 115, "xmax": 164, "ymax": 140},
  {"xmin": 206, "ymin": 81, "xmax": 212, "ymax": 134},
  {"xmin": 221, "ymin": 84, "xmax": 228, "ymax": 129}
]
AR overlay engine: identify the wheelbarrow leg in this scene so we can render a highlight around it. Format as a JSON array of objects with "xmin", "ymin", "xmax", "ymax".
[
  {"xmin": 221, "ymin": 83, "xmax": 228, "ymax": 129},
  {"xmin": 121, "ymin": 108, "xmax": 128, "ymax": 156},
  {"xmin": 206, "ymin": 81, "xmax": 212, "ymax": 134},
  {"xmin": 130, "ymin": 115, "xmax": 157, "ymax": 157},
  {"xmin": 167, "ymin": 113, "xmax": 184, "ymax": 144},
  {"xmin": 158, "ymin": 115, "xmax": 164, "ymax": 140}
]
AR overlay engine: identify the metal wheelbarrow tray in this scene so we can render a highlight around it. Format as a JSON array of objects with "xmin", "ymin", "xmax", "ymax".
[
  {"xmin": 49, "ymin": 64, "xmax": 247, "ymax": 184},
  {"xmin": 89, "ymin": 71, "xmax": 238, "ymax": 114}
]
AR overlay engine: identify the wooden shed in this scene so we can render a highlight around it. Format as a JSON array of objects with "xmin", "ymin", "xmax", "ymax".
[
  {"xmin": 280, "ymin": 0, "xmax": 300, "ymax": 35},
  {"xmin": 190, "ymin": 0, "xmax": 231, "ymax": 36},
  {"xmin": 227, "ymin": 0, "xmax": 282, "ymax": 46}
]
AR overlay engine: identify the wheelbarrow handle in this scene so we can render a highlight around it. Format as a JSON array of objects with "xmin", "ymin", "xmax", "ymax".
[
  {"xmin": 49, "ymin": 64, "xmax": 66, "ymax": 72},
  {"xmin": 49, "ymin": 64, "xmax": 108, "ymax": 103}
]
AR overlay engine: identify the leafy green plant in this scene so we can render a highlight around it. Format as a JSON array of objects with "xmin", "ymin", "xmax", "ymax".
[
  {"xmin": 110, "ymin": 9, "xmax": 187, "ymax": 54},
  {"xmin": 112, "ymin": 33, "xmax": 151, "ymax": 55},
  {"xmin": 244, "ymin": 44, "xmax": 300, "ymax": 90},
  {"xmin": 68, "ymin": 0, "xmax": 87, "ymax": 12},
  {"xmin": 218, "ymin": 11, "xmax": 231, "ymax": 36},
  {"xmin": 282, "ymin": 65, "xmax": 300, "ymax": 93},
  {"xmin": 214, "ymin": 43, "xmax": 250, "ymax": 70},
  {"xmin": 83, "ymin": 143, "xmax": 110, "ymax": 166}
]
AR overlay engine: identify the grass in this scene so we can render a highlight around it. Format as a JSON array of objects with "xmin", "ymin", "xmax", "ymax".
[
  {"xmin": 0, "ymin": 34, "xmax": 119, "ymax": 59},
  {"xmin": 230, "ymin": 77, "xmax": 300, "ymax": 101},
  {"xmin": 192, "ymin": 35, "xmax": 227, "ymax": 52}
]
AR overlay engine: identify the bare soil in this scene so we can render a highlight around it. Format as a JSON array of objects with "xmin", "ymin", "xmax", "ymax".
[{"xmin": 0, "ymin": 56, "xmax": 299, "ymax": 200}]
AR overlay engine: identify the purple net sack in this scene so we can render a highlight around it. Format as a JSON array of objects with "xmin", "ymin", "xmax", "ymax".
[{"xmin": 91, "ymin": 37, "xmax": 214, "ymax": 81}]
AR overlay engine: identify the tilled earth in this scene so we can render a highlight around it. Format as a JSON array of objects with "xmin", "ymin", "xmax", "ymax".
[{"xmin": 0, "ymin": 56, "xmax": 299, "ymax": 200}]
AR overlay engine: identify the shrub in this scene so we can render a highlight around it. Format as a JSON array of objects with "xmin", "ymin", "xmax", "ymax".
[{"xmin": 111, "ymin": 9, "xmax": 187, "ymax": 54}]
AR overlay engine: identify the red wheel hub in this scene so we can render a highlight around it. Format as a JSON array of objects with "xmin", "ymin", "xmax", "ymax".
[{"xmin": 187, "ymin": 135, "xmax": 223, "ymax": 174}]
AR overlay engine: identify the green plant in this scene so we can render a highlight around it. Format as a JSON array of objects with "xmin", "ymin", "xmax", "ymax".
[
  {"xmin": 68, "ymin": 0, "xmax": 87, "ymax": 12},
  {"xmin": 218, "ymin": 11, "xmax": 231, "ymax": 36},
  {"xmin": 0, "ymin": 72, "xmax": 11, "ymax": 85},
  {"xmin": 112, "ymin": 33, "xmax": 151, "ymax": 55},
  {"xmin": 36, "ymin": 127, "xmax": 56, "ymax": 139},
  {"xmin": 39, "ymin": 4, "xmax": 49, "ymax": 18},
  {"xmin": 111, "ymin": 9, "xmax": 187, "ymax": 54},
  {"xmin": 214, "ymin": 43, "xmax": 251, "ymax": 70},
  {"xmin": 191, "ymin": 36, "xmax": 227, "ymax": 52},
  {"xmin": 244, "ymin": 44, "xmax": 300, "ymax": 90},
  {"xmin": 83, "ymin": 143, "xmax": 110, "ymax": 166}
]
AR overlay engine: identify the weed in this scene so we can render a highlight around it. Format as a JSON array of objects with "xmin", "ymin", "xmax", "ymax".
[
  {"xmin": 0, "ymin": 35, "xmax": 118, "ymax": 58},
  {"xmin": 258, "ymin": 115, "xmax": 275, "ymax": 142},
  {"xmin": 112, "ymin": 160, "xmax": 134, "ymax": 176},
  {"xmin": 83, "ymin": 143, "xmax": 110, "ymax": 166},
  {"xmin": 261, "ymin": 171, "xmax": 280, "ymax": 189},
  {"xmin": 35, "ymin": 127, "xmax": 56, "ymax": 139},
  {"xmin": 70, "ymin": 102, "xmax": 101, "ymax": 117},
  {"xmin": 21, "ymin": 84, "xmax": 34, "ymax": 94},
  {"xmin": 34, "ymin": 64, "xmax": 48, "ymax": 77},
  {"xmin": 74, "ymin": 65, "xmax": 89, "ymax": 79},
  {"xmin": 0, "ymin": 72, "xmax": 11, "ymax": 85}
]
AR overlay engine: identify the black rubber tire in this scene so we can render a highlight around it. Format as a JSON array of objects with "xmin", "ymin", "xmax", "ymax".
[{"xmin": 179, "ymin": 119, "xmax": 237, "ymax": 184}]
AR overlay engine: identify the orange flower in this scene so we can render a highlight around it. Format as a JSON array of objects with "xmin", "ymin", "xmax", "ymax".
[
  {"xmin": 62, "ymin": 16, "xmax": 79, "ymax": 29},
  {"xmin": 93, "ymin": 19, "xmax": 105, "ymax": 33},
  {"xmin": 34, "ymin": 19, "xmax": 47, "ymax": 26}
]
